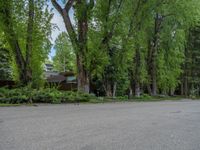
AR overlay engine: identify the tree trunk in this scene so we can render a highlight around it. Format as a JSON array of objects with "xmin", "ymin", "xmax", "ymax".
[
  {"xmin": 151, "ymin": 59, "xmax": 157, "ymax": 96},
  {"xmin": 12, "ymin": 39, "xmax": 27, "ymax": 84},
  {"xmin": 76, "ymin": 0, "xmax": 90, "ymax": 93},
  {"xmin": 105, "ymin": 83, "xmax": 112, "ymax": 97},
  {"xmin": 147, "ymin": 13, "xmax": 163, "ymax": 96},
  {"xmin": 162, "ymin": 90, "xmax": 167, "ymax": 95},
  {"xmin": 170, "ymin": 88, "xmax": 175, "ymax": 96},
  {"xmin": 128, "ymin": 71, "xmax": 134, "ymax": 99},
  {"xmin": 134, "ymin": 49, "xmax": 141, "ymax": 97},
  {"xmin": 184, "ymin": 76, "xmax": 188, "ymax": 96},
  {"xmin": 181, "ymin": 77, "xmax": 184, "ymax": 96},
  {"xmin": 77, "ymin": 54, "xmax": 89, "ymax": 93},
  {"xmin": 0, "ymin": 1, "xmax": 33, "ymax": 85},
  {"xmin": 135, "ymin": 81, "xmax": 140, "ymax": 97},
  {"xmin": 147, "ymin": 84, "xmax": 152, "ymax": 95},
  {"xmin": 25, "ymin": 0, "xmax": 34, "ymax": 83},
  {"xmin": 51, "ymin": 0, "xmax": 93, "ymax": 93},
  {"xmin": 129, "ymin": 87, "xmax": 133, "ymax": 99},
  {"xmin": 112, "ymin": 82, "xmax": 117, "ymax": 98},
  {"xmin": 63, "ymin": 56, "xmax": 66, "ymax": 72}
]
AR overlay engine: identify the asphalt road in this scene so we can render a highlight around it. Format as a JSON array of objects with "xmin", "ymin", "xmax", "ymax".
[{"xmin": 0, "ymin": 100, "xmax": 200, "ymax": 150}]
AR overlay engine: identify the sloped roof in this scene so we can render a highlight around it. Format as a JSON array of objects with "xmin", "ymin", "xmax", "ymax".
[
  {"xmin": 60, "ymin": 71, "xmax": 76, "ymax": 76},
  {"xmin": 47, "ymin": 75, "xmax": 66, "ymax": 83}
]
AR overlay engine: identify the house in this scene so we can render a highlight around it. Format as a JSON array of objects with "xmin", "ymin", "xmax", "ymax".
[
  {"xmin": 44, "ymin": 64, "xmax": 59, "ymax": 78},
  {"xmin": 46, "ymin": 71, "xmax": 77, "ymax": 91},
  {"xmin": 44, "ymin": 64, "xmax": 53, "ymax": 72}
]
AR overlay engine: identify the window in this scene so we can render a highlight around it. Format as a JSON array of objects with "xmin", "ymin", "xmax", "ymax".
[{"xmin": 66, "ymin": 76, "xmax": 76, "ymax": 83}]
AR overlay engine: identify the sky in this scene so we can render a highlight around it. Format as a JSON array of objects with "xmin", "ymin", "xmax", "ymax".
[{"xmin": 48, "ymin": 1, "xmax": 74, "ymax": 60}]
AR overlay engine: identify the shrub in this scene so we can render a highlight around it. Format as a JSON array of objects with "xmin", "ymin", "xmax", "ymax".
[
  {"xmin": 0, "ymin": 88, "xmax": 29, "ymax": 104},
  {"xmin": 141, "ymin": 93, "xmax": 152, "ymax": 99},
  {"xmin": 131, "ymin": 93, "xmax": 152, "ymax": 100},
  {"xmin": 61, "ymin": 91, "xmax": 95, "ymax": 103},
  {"xmin": 32, "ymin": 88, "xmax": 62, "ymax": 103},
  {"xmin": 0, "ymin": 87, "xmax": 96, "ymax": 104},
  {"xmin": 0, "ymin": 88, "xmax": 7, "ymax": 98},
  {"xmin": 115, "ymin": 96, "xmax": 128, "ymax": 100}
]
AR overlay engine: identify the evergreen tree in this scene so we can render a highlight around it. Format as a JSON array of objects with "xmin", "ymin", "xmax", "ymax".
[{"xmin": 53, "ymin": 32, "xmax": 75, "ymax": 72}]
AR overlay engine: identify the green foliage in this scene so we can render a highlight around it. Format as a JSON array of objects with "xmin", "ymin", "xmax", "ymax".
[
  {"xmin": 0, "ymin": 46, "xmax": 12, "ymax": 80},
  {"xmin": 0, "ymin": 87, "xmax": 29, "ymax": 104},
  {"xmin": 115, "ymin": 71, "xmax": 130, "ymax": 96},
  {"xmin": 1, "ymin": 0, "xmax": 200, "ymax": 97},
  {"xmin": 189, "ymin": 86, "xmax": 199, "ymax": 99},
  {"xmin": 183, "ymin": 26, "xmax": 200, "ymax": 96},
  {"xmin": 53, "ymin": 32, "xmax": 76, "ymax": 72},
  {"xmin": 0, "ymin": 87, "xmax": 96, "ymax": 104},
  {"xmin": 131, "ymin": 93, "xmax": 152, "ymax": 100},
  {"xmin": 0, "ymin": 0, "xmax": 53, "ymax": 87}
]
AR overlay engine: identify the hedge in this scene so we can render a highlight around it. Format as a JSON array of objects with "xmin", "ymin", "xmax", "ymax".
[{"xmin": 0, "ymin": 87, "xmax": 96, "ymax": 104}]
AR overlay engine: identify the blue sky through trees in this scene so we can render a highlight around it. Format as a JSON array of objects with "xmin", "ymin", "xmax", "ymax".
[{"xmin": 48, "ymin": 1, "xmax": 74, "ymax": 59}]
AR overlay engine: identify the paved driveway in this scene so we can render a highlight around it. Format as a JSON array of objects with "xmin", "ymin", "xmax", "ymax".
[{"xmin": 0, "ymin": 100, "xmax": 200, "ymax": 150}]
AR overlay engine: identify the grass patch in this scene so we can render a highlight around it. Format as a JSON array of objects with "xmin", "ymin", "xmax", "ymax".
[
  {"xmin": 0, "ymin": 103, "xmax": 35, "ymax": 107},
  {"xmin": 94, "ymin": 95, "xmax": 184, "ymax": 103},
  {"xmin": 0, "ymin": 103, "xmax": 21, "ymax": 107},
  {"xmin": 132, "ymin": 96, "xmax": 183, "ymax": 102}
]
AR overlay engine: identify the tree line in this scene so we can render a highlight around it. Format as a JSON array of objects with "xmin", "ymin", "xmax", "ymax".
[{"xmin": 0, "ymin": 0, "xmax": 200, "ymax": 97}]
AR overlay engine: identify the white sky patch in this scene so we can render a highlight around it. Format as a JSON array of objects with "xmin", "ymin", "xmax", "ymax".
[
  {"xmin": 51, "ymin": 9, "xmax": 66, "ymax": 43},
  {"xmin": 48, "ymin": 1, "xmax": 74, "ymax": 60}
]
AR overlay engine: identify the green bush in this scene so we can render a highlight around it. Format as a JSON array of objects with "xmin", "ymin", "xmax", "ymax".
[
  {"xmin": 61, "ymin": 91, "xmax": 95, "ymax": 103},
  {"xmin": 0, "ymin": 88, "xmax": 29, "ymax": 104},
  {"xmin": 132, "ymin": 93, "xmax": 152, "ymax": 100},
  {"xmin": 0, "ymin": 87, "xmax": 96, "ymax": 104},
  {"xmin": 141, "ymin": 93, "xmax": 152, "ymax": 99},
  {"xmin": 115, "ymin": 96, "xmax": 128, "ymax": 100},
  {"xmin": 32, "ymin": 88, "xmax": 62, "ymax": 103}
]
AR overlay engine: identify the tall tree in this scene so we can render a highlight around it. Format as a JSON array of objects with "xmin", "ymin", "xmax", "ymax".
[
  {"xmin": 0, "ymin": 0, "xmax": 34, "ymax": 84},
  {"xmin": 0, "ymin": 0, "xmax": 52, "ymax": 86},
  {"xmin": 53, "ymin": 32, "xmax": 75, "ymax": 72},
  {"xmin": 182, "ymin": 26, "xmax": 200, "ymax": 96},
  {"xmin": 88, "ymin": 0, "xmax": 134, "ymax": 97},
  {"xmin": 51, "ymin": 0, "xmax": 94, "ymax": 93}
]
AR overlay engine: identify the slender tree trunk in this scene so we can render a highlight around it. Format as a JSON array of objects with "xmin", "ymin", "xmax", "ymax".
[
  {"xmin": 134, "ymin": 48, "xmax": 141, "ymax": 97},
  {"xmin": 63, "ymin": 56, "xmax": 66, "ymax": 72},
  {"xmin": 181, "ymin": 66, "xmax": 189, "ymax": 97},
  {"xmin": 25, "ymin": 0, "xmax": 34, "ymax": 83},
  {"xmin": 151, "ymin": 54, "xmax": 157, "ymax": 96},
  {"xmin": 147, "ymin": 84, "xmax": 152, "ymax": 95},
  {"xmin": 162, "ymin": 89, "xmax": 167, "ymax": 95},
  {"xmin": 129, "ymin": 87, "xmax": 133, "ymax": 98},
  {"xmin": 170, "ymin": 88, "xmax": 174, "ymax": 96},
  {"xmin": 147, "ymin": 40, "xmax": 153, "ymax": 95},
  {"xmin": 147, "ymin": 13, "xmax": 163, "ymax": 96},
  {"xmin": 12, "ymin": 39, "xmax": 27, "ymax": 84},
  {"xmin": 113, "ymin": 82, "xmax": 117, "ymax": 98},
  {"xmin": 135, "ymin": 82, "xmax": 140, "ymax": 97},
  {"xmin": 181, "ymin": 82, "xmax": 184, "ymax": 96},
  {"xmin": 105, "ymin": 83, "xmax": 112, "ymax": 97},
  {"xmin": 184, "ymin": 76, "xmax": 188, "ymax": 96},
  {"xmin": 128, "ymin": 69, "xmax": 134, "ymax": 98},
  {"xmin": 182, "ymin": 46, "xmax": 189, "ymax": 96}
]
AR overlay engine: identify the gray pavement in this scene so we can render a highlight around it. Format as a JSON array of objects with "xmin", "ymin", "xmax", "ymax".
[{"xmin": 0, "ymin": 100, "xmax": 200, "ymax": 150}]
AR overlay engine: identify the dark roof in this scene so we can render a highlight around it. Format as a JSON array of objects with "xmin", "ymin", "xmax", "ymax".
[
  {"xmin": 45, "ymin": 64, "xmax": 53, "ymax": 67},
  {"xmin": 47, "ymin": 75, "xmax": 66, "ymax": 83},
  {"xmin": 60, "ymin": 71, "xmax": 76, "ymax": 76}
]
